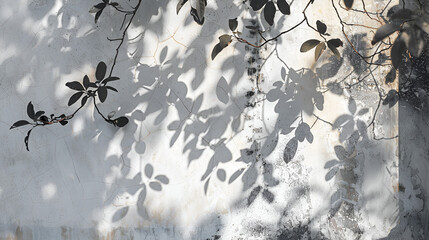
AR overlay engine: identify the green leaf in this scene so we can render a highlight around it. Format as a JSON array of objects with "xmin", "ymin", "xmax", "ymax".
[
  {"xmin": 27, "ymin": 102, "xmax": 35, "ymax": 120},
  {"xmin": 96, "ymin": 61, "xmax": 107, "ymax": 81},
  {"xmin": 263, "ymin": 1, "xmax": 276, "ymax": 26},
  {"xmin": 277, "ymin": 0, "xmax": 290, "ymax": 15},
  {"xmin": 83, "ymin": 75, "xmax": 90, "ymax": 89},
  {"xmin": 219, "ymin": 34, "xmax": 232, "ymax": 48},
  {"xmin": 391, "ymin": 35, "xmax": 406, "ymax": 69},
  {"xmin": 98, "ymin": 86, "xmax": 108, "ymax": 103},
  {"xmin": 315, "ymin": 42, "xmax": 326, "ymax": 61},
  {"xmin": 10, "ymin": 120, "xmax": 31, "ymax": 129},
  {"xmin": 250, "ymin": 0, "xmax": 268, "ymax": 11},
  {"xmin": 66, "ymin": 81, "xmax": 84, "ymax": 91},
  {"xmin": 343, "ymin": 0, "xmax": 353, "ymax": 9},
  {"xmin": 300, "ymin": 39, "xmax": 321, "ymax": 52},
  {"xmin": 114, "ymin": 116, "xmax": 129, "ymax": 127},
  {"xmin": 284, "ymin": 138, "xmax": 298, "ymax": 163},
  {"xmin": 176, "ymin": 0, "xmax": 188, "ymax": 14},
  {"xmin": 68, "ymin": 92, "xmax": 84, "ymax": 106},
  {"xmin": 316, "ymin": 20, "xmax": 327, "ymax": 34},
  {"xmin": 371, "ymin": 23, "xmax": 399, "ymax": 45},
  {"xmin": 229, "ymin": 18, "xmax": 238, "ymax": 31}
]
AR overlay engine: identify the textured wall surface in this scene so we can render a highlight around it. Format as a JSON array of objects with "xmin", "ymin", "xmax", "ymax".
[{"xmin": 0, "ymin": 0, "xmax": 427, "ymax": 239}]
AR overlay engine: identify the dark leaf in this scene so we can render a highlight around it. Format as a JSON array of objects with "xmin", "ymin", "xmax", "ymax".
[
  {"xmin": 371, "ymin": 23, "xmax": 400, "ymax": 45},
  {"xmin": 190, "ymin": 7, "xmax": 204, "ymax": 25},
  {"xmin": 27, "ymin": 102, "xmax": 35, "ymax": 120},
  {"xmin": 98, "ymin": 86, "xmax": 108, "ymax": 103},
  {"xmin": 391, "ymin": 36, "xmax": 406, "ymax": 69},
  {"xmin": 145, "ymin": 164, "xmax": 154, "ymax": 178},
  {"xmin": 216, "ymin": 169, "xmax": 226, "ymax": 182},
  {"xmin": 327, "ymin": 41, "xmax": 341, "ymax": 59},
  {"xmin": 228, "ymin": 168, "xmax": 244, "ymax": 184},
  {"xmin": 24, "ymin": 129, "xmax": 32, "ymax": 151},
  {"xmin": 262, "ymin": 189, "xmax": 274, "ymax": 203},
  {"xmin": 110, "ymin": 2, "xmax": 120, "ymax": 7},
  {"xmin": 114, "ymin": 116, "xmax": 129, "ymax": 127},
  {"xmin": 40, "ymin": 115, "xmax": 49, "ymax": 123},
  {"xmin": 316, "ymin": 20, "xmax": 327, "ymax": 34},
  {"xmin": 277, "ymin": 0, "xmax": 290, "ymax": 15},
  {"xmin": 327, "ymin": 38, "xmax": 343, "ymax": 48},
  {"xmin": 343, "ymin": 0, "xmax": 353, "ymax": 9},
  {"xmin": 10, "ymin": 120, "xmax": 31, "ymax": 129},
  {"xmin": 83, "ymin": 75, "xmax": 90, "ymax": 89},
  {"xmin": 155, "ymin": 175, "xmax": 169, "ymax": 184},
  {"xmin": 81, "ymin": 96, "xmax": 88, "ymax": 106},
  {"xmin": 229, "ymin": 18, "xmax": 238, "ymax": 31},
  {"xmin": 89, "ymin": 82, "xmax": 98, "ymax": 88},
  {"xmin": 263, "ymin": 1, "xmax": 276, "ymax": 26},
  {"xmin": 103, "ymin": 76, "xmax": 120, "ymax": 84},
  {"xmin": 94, "ymin": 8, "xmax": 103, "ymax": 23},
  {"xmin": 247, "ymin": 186, "xmax": 262, "ymax": 206},
  {"xmin": 283, "ymin": 138, "xmax": 298, "ymax": 163},
  {"xmin": 211, "ymin": 43, "xmax": 224, "ymax": 60},
  {"xmin": 59, "ymin": 120, "xmax": 68, "ymax": 126},
  {"xmin": 315, "ymin": 42, "xmax": 326, "ymax": 61},
  {"xmin": 300, "ymin": 39, "xmax": 320, "ymax": 52},
  {"xmin": 96, "ymin": 62, "xmax": 107, "ymax": 81},
  {"xmin": 34, "ymin": 111, "xmax": 45, "ymax": 120},
  {"xmin": 106, "ymin": 86, "xmax": 118, "ymax": 92},
  {"xmin": 90, "ymin": 3, "xmax": 106, "ymax": 13},
  {"xmin": 176, "ymin": 0, "xmax": 188, "ymax": 14},
  {"xmin": 66, "ymin": 81, "xmax": 84, "ymax": 91},
  {"xmin": 68, "ymin": 92, "xmax": 84, "ymax": 106},
  {"xmin": 250, "ymin": 0, "xmax": 268, "ymax": 11}
]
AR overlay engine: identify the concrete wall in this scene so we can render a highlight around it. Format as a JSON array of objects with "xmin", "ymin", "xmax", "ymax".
[{"xmin": 0, "ymin": 0, "xmax": 426, "ymax": 239}]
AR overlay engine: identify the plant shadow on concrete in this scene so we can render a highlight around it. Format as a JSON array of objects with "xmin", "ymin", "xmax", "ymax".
[{"xmin": 1, "ymin": 0, "xmax": 428, "ymax": 239}]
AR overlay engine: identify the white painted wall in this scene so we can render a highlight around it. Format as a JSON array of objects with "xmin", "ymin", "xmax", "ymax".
[{"xmin": 0, "ymin": 0, "xmax": 426, "ymax": 239}]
